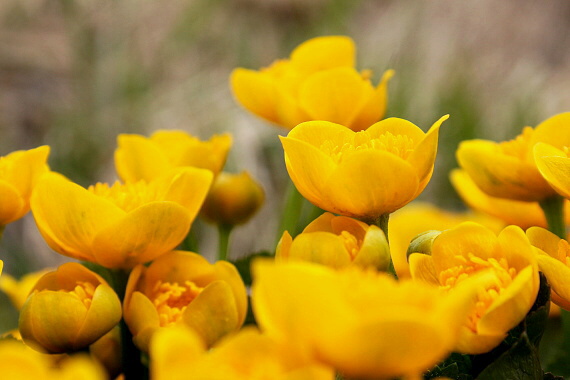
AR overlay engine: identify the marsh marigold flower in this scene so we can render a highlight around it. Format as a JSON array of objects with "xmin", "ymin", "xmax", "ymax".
[
  {"xmin": 456, "ymin": 113, "xmax": 570, "ymax": 202},
  {"xmin": 115, "ymin": 130, "xmax": 231, "ymax": 182},
  {"xmin": 31, "ymin": 169, "xmax": 212, "ymax": 268},
  {"xmin": 231, "ymin": 36, "xmax": 394, "ymax": 131},
  {"xmin": 19, "ymin": 263, "xmax": 122, "ymax": 354},
  {"xmin": 280, "ymin": 116, "xmax": 447, "ymax": 221},
  {"xmin": 151, "ymin": 326, "xmax": 334, "ymax": 380},
  {"xmin": 409, "ymin": 222, "xmax": 539, "ymax": 354},
  {"xmin": 0, "ymin": 145, "xmax": 50, "ymax": 226},
  {"xmin": 252, "ymin": 260, "xmax": 482, "ymax": 379},
  {"xmin": 527, "ymin": 227, "xmax": 570, "ymax": 310},
  {"xmin": 123, "ymin": 250, "xmax": 247, "ymax": 352},
  {"xmin": 276, "ymin": 212, "xmax": 390, "ymax": 270}
]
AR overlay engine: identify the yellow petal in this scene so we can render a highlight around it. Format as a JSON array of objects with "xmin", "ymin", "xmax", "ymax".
[
  {"xmin": 287, "ymin": 120, "xmax": 355, "ymax": 149},
  {"xmin": 408, "ymin": 253, "xmax": 440, "ymax": 285},
  {"xmin": 91, "ymin": 202, "xmax": 191, "ymax": 268},
  {"xmin": 353, "ymin": 225, "xmax": 390, "ymax": 270},
  {"xmin": 533, "ymin": 142, "xmax": 570, "ymax": 198},
  {"xmin": 526, "ymin": 226, "xmax": 561, "ymax": 260},
  {"xmin": 2, "ymin": 145, "xmax": 50, "ymax": 199},
  {"xmin": 230, "ymin": 68, "xmax": 279, "ymax": 123},
  {"xmin": 275, "ymin": 231, "xmax": 293, "ymax": 261},
  {"xmin": 302, "ymin": 212, "xmax": 336, "ymax": 233},
  {"xmin": 161, "ymin": 167, "xmax": 213, "ymax": 221},
  {"xmin": 536, "ymin": 255, "xmax": 570, "ymax": 310},
  {"xmin": 126, "ymin": 291, "xmax": 161, "ymax": 351},
  {"xmin": 290, "ymin": 36, "xmax": 355, "ymax": 73},
  {"xmin": 349, "ymin": 69, "xmax": 395, "ymax": 131},
  {"xmin": 530, "ymin": 112, "xmax": 570, "ymax": 152},
  {"xmin": 115, "ymin": 134, "xmax": 171, "ymax": 183},
  {"xmin": 288, "ymin": 232, "xmax": 352, "ymax": 268},
  {"xmin": 0, "ymin": 181, "xmax": 25, "ymax": 225}
]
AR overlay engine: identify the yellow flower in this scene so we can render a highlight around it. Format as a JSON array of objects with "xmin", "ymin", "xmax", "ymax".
[
  {"xmin": 280, "ymin": 116, "xmax": 447, "ymax": 221},
  {"xmin": 389, "ymin": 202, "xmax": 503, "ymax": 279},
  {"xmin": 252, "ymin": 260, "xmax": 481, "ymax": 379},
  {"xmin": 533, "ymin": 142, "xmax": 570, "ymax": 200},
  {"xmin": 115, "ymin": 130, "xmax": 231, "ymax": 182},
  {"xmin": 201, "ymin": 171, "xmax": 265, "ymax": 226},
  {"xmin": 0, "ymin": 146, "xmax": 50, "ymax": 226},
  {"xmin": 19, "ymin": 263, "xmax": 122, "ymax": 354},
  {"xmin": 456, "ymin": 113, "xmax": 570, "ymax": 202},
  {"xmin": 526, "ymin": 227, "xmax": 570, "ymax": 310},
  {"xmin": 409, "ymin": 222, "xmax": 539, "ymax": 354},
  {"xmin": 151, "ymin": 326, "xmax": 334, "ymax": 380},
  {"xmin": 276, "ymin": 212, "xmax": 389, "ymax": 270},
  {"xmin": 0, "ymin": 268, "xmax": 52, "ymax": 310},
  {"xmin": 231, "ymin": 36, "xmax": 394, "ymax": 131},
  {"xmin": 31, "ymin": 169, "xmax": 212, "ymax": 268},
  {"xmin": 123, "ymin": 250, "xmax": 247, "ymax": 352}
]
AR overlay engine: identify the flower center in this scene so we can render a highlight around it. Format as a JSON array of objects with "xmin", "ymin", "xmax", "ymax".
[
  {"xmin": 64, "ymin": 281, "xmax": 96, "ymax": 309},
  {"xmin": 88, "ymin": 181, "xmax": 160, "ymax": 212},
  {"xmin": 319, "ymin": 131, "xmax": 415, "ymax": 164},
  {"xmin": 439, "ymin": 253, "xmax": 517, "ymax": 332},
  {"xmin": 151, "ymin": 281, "xmax": 204, "ymax": 327},
  {"xmin": 499, "ymin": 126, "xmax": 534, "ymax": 160},
  {"xmin": 340, "ymin": 231, "xmax": 361, "ymax": 260}
]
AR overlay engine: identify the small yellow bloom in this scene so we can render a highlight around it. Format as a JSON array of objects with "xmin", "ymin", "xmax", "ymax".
[
  {"xmin": 389, "ymin": 202, "xmax": 503, "ymax": 279},
  {"xmin": 280, "ymin": 116, "xmax": 447, "ymax": 221},
  {"xmin": 231, "ymin": 36, "xmax": 394, "ymax": 131},
  {"xmin": 409, "ymin": 222, "xmax": 539, "ymax": 354},
  {"xmin": 31, "ymin": 169, "xmax": 212, "ymax": 268},
  {"xmin": 527, "ymin": 227, "xmax": 570, "ymax": 310},
  {"xmin": 456, "ymin": 113, "xmax": 570, "ymax": 202},
  {"xmin": 115, "ymin": 130, "xmax": 231, "ymax": 182},
  {"xmin": 201, "ymin": 171, "xmax": 265, "ymax": 226},
  {"xmin": 19, "ymin": 263, "xmax": 122, "ymax": 353},
  {"xmin": 276, "ymin": 212, "xmax": 389, "ymax": 270},
  {"xmin": 0, "ymin": 268, "xmax": 52, "ymax": 310},
  {"xmin": 151, "ymin": 326, "xmax": 334, "ymax": 380},
  {"xmin": 123, "ymin": 250, "xmax": 247, "ymax": 352},
  {"xmin": 252, "ymin": 260, "xmax": 481, "ymax": 379},
  {"xmin": 0, "ymin": 146, "xmax": 50, "ymax": 226}
]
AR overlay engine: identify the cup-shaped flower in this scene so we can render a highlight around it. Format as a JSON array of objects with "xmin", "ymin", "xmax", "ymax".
[
  {"xmin": 389, "ymin": 202, "xmax": 503, "ymax": 279},
  {"xmin": 0, "ymin": 268, "xmax": 52, "ymax": 310},
  {"xmin": 151, "ymin": 326, "xmax": 334, "ymax": 380},
  {"xmin": 409, "ymin": 222, "xmax": 539, "ymax": 354},
  {"xmin": 280, "ymin": 116, "xmax": 447, "ymax": 221},
  {"xmin": 231, "ymin": 36, "xmax": 394, "ymax": 131},
  {"xmin": 123, "ymin": 250, "xmax": 247, "ymax": 352},
  {"xmin": 115, "ymin": 130, "xmax": 231, "ymax": 182},
  {"xmin": 0, "ymin": 145, "xmax": 50, "ymax": 226},
  {"xmin": 527, "ymin": 227, "xmax": 570, "ymax": 310},
  {"xmin": 31, "ymin": 168, "xmax": 212, "ymax": 268},
  {"xmin": 276, "ymin": 212, "xmax": 389, "ymax": 270},
  {"xmin": 252, "ymin": 260, "xmax": 482, "ymax": 379},
  {"xmin": 201, "ymin": 171, "xmax": 265, "ymax": 226},
  {"xmin": 18, "ymin": 263, "xmax": 122, "ymax": 354},
  {"xmin": 456, "ymin": 113, "xmax": 570, "ymax": 202}
]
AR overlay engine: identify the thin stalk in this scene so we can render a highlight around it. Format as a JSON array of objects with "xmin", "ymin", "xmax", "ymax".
[
  {"xmin": 276, "ymin": 181, "xmax": 304, "ymax": 245},
  {"xmin": 539, "ymin": 195, "xmax": 566, "ymax": 239},
  {"xmin": 374, "ymin": 213, "xmax": 396, "ymax": 277},
  {"xmin": 218, "ymin": 224, "xmax": 233, "ymax": 261}
]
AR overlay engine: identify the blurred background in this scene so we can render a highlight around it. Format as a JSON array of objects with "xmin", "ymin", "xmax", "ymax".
[{"xmin": 1, "ymin": 0, "xmax": 570, "ymax": 330}]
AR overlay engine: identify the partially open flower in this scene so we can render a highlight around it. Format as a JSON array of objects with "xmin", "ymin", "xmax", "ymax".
[
  {"xmin": 19, "ymin": 263, "xmax": 122, "ymax": 354},
  {"xmin": 124, "ymin": 250, "xmax": 247, "ymax": 352},
  {"xmin": 276, "ymin": 212, "xmax": 389, "ymax": 271}
]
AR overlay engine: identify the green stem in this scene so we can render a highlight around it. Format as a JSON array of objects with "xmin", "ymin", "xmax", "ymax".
[
  {"xmin": 374, "ymin": 213, "xmax": 396, "ymax": 277},
  {"xmin": 539, "ymin": 195, "xmax": 566, "ymax": 239},
  {"xmin": 218, "ymin": 224, "xmax": 233, "ymax": 261},
  {"xmin": 276, "ymin": 181, "xmax": 305, "ymax": 245},
  {"xmin": 111, "ymin": 269, "xmax": 148, "ymax": 380},
  {"xmin": 0, "ymin": 225, "xmax": 4, "ymax": 242}
]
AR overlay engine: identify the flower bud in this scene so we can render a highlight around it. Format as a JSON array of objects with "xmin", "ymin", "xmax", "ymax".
[
  {"xmin": 406, "ymin": 230, "xmax": 442, "ymax": 260},
  {"xmin": 201, "ymin": 171, "xmax": 264, "ymax": 226},
  {"xmin": 19, "ymin": 263, "xmax": 122, "ymax": 353}
]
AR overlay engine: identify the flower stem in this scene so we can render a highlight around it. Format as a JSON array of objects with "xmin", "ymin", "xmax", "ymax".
[
  {"xmin": 276, "ymin": 181, "xmax": 304, "ymax": 245},
  {"xmin": 539, "ymin": 195, "xmax": 566, "ymax": 239},
  {"xmin": 375, "ymin": 213, "xmax": 396, "ymax": 277},
  {"xmin": 218, "ymin": 224, "xmax": 233, "ymax": 261}
]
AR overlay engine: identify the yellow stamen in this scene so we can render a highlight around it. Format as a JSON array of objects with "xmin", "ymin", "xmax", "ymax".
[
  {"xmin": 340, "ymin": 231, "xmax": 361, "ymax": 260},
  {"xmin": 151, "ymin": 281, "xmax": 204, "ymax": 327},
  {"xmin": 88, "ymin": 181, "xmax": 160, "ymax": 212},
  {"xmin": 63, "ymin": 281, "xmax": 96, "ymax": 309}
]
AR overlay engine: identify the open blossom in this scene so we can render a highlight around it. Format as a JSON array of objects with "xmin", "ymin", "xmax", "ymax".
[
  {"xmin": 409, "ymin": 222, "xmax": 539, "ymax": 354},
  {"xmin": 0, "ymin": 145, "xmax": 50, "ymax": 226},
  {"xmin": 280, "ymin": 116, "xmax": 447, "ymax": 221},
  {"xmin": 231, "ymin": 35, "xmax": 394, "ymax": 131},
  {"xmin": 123, "ymin": 250, "xmax": 247, "ymax": 352},
  {"xmin": 31, "ymin": 169, "xmax": 212, "ymax": 268}
]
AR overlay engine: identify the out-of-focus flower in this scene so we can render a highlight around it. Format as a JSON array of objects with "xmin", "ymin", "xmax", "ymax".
[
  {"xmin": 19, "ymin": 263, "xmax": 122, "ymax": 354},
  {"xmin": 0, "ymin": 268, "xmax": 52, "ymax": 310},
  {"xmin": 31, "ymin": 169, "xmax": 212, "ymax": 268},
  {"xmin": 389, "ymin": 202, "xmax": 503, "ymax": 279},
  {"xmin": 124, "ymin": 250, "xmax": 247, "ymax": 352},
  {"xmin": 231, "ymin": 36, "xmax": 394, "ymax": 131},
  {"xmin": 280, "ymin": 116, "xmax": 447, "ymax": 222},
  {"xmin": 252, "ymin": 260, "xmax": 481, "ymax": 379},
  {"xmin": 89, "ymin": 327, "xmax": 121, "ymax": 379},
  {"xmin": 201, "ymin": 171, "xmax": 264, "ymax": 226},
  {"xmin": 151, "ymin": 326, "xmax": 334, "ymax": 380},
  {"xmin": 527, "ymin": 227, "xmax": 570, "ymax": 310},
  {"xmin": 115, "ymin": 130, "xmax": 231, "ymax": 182},
  {"xmin": 0, "ymin": 339, "xmax": 106, "ymax": 380},
  {"xmin": 0, "ymin": 146, "xmax": 50, "ymax": 226},
  {"xmin": 456, "ymin": 113, "xmax": 570, "ymax": 202},
  {"xmin": 534, "ymin": 142, "xmax": 570, "ymax": 200},
  {"xmin": 276, "ymin": 212, "xmax": 389, "ymax": 270},
  {"xmin": 409, "ymin": 222, "xmax": 539, "ymax": 354}
]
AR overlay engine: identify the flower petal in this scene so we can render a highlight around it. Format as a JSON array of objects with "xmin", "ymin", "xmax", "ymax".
[
  {"xmin": 0, "ymin": 181, "xmax": 25, "ymax": 225},
  {"xmin": 290, "ymin": 36, "xmax": 355, "ymax": 73},
  {"xmin": 350, "ymin": 69, "xmax": 395, "ymax": 131},
  {"xmin": 115, "ymin": 134, "xmax": 171, "ymax": 183},
  {"xmin": 533, "ymin": 142, "xmax": 570, "ymax": 198},
  {"xmin": 230, "ymin": 68, "xmax": 279, "ymax": 123}
]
